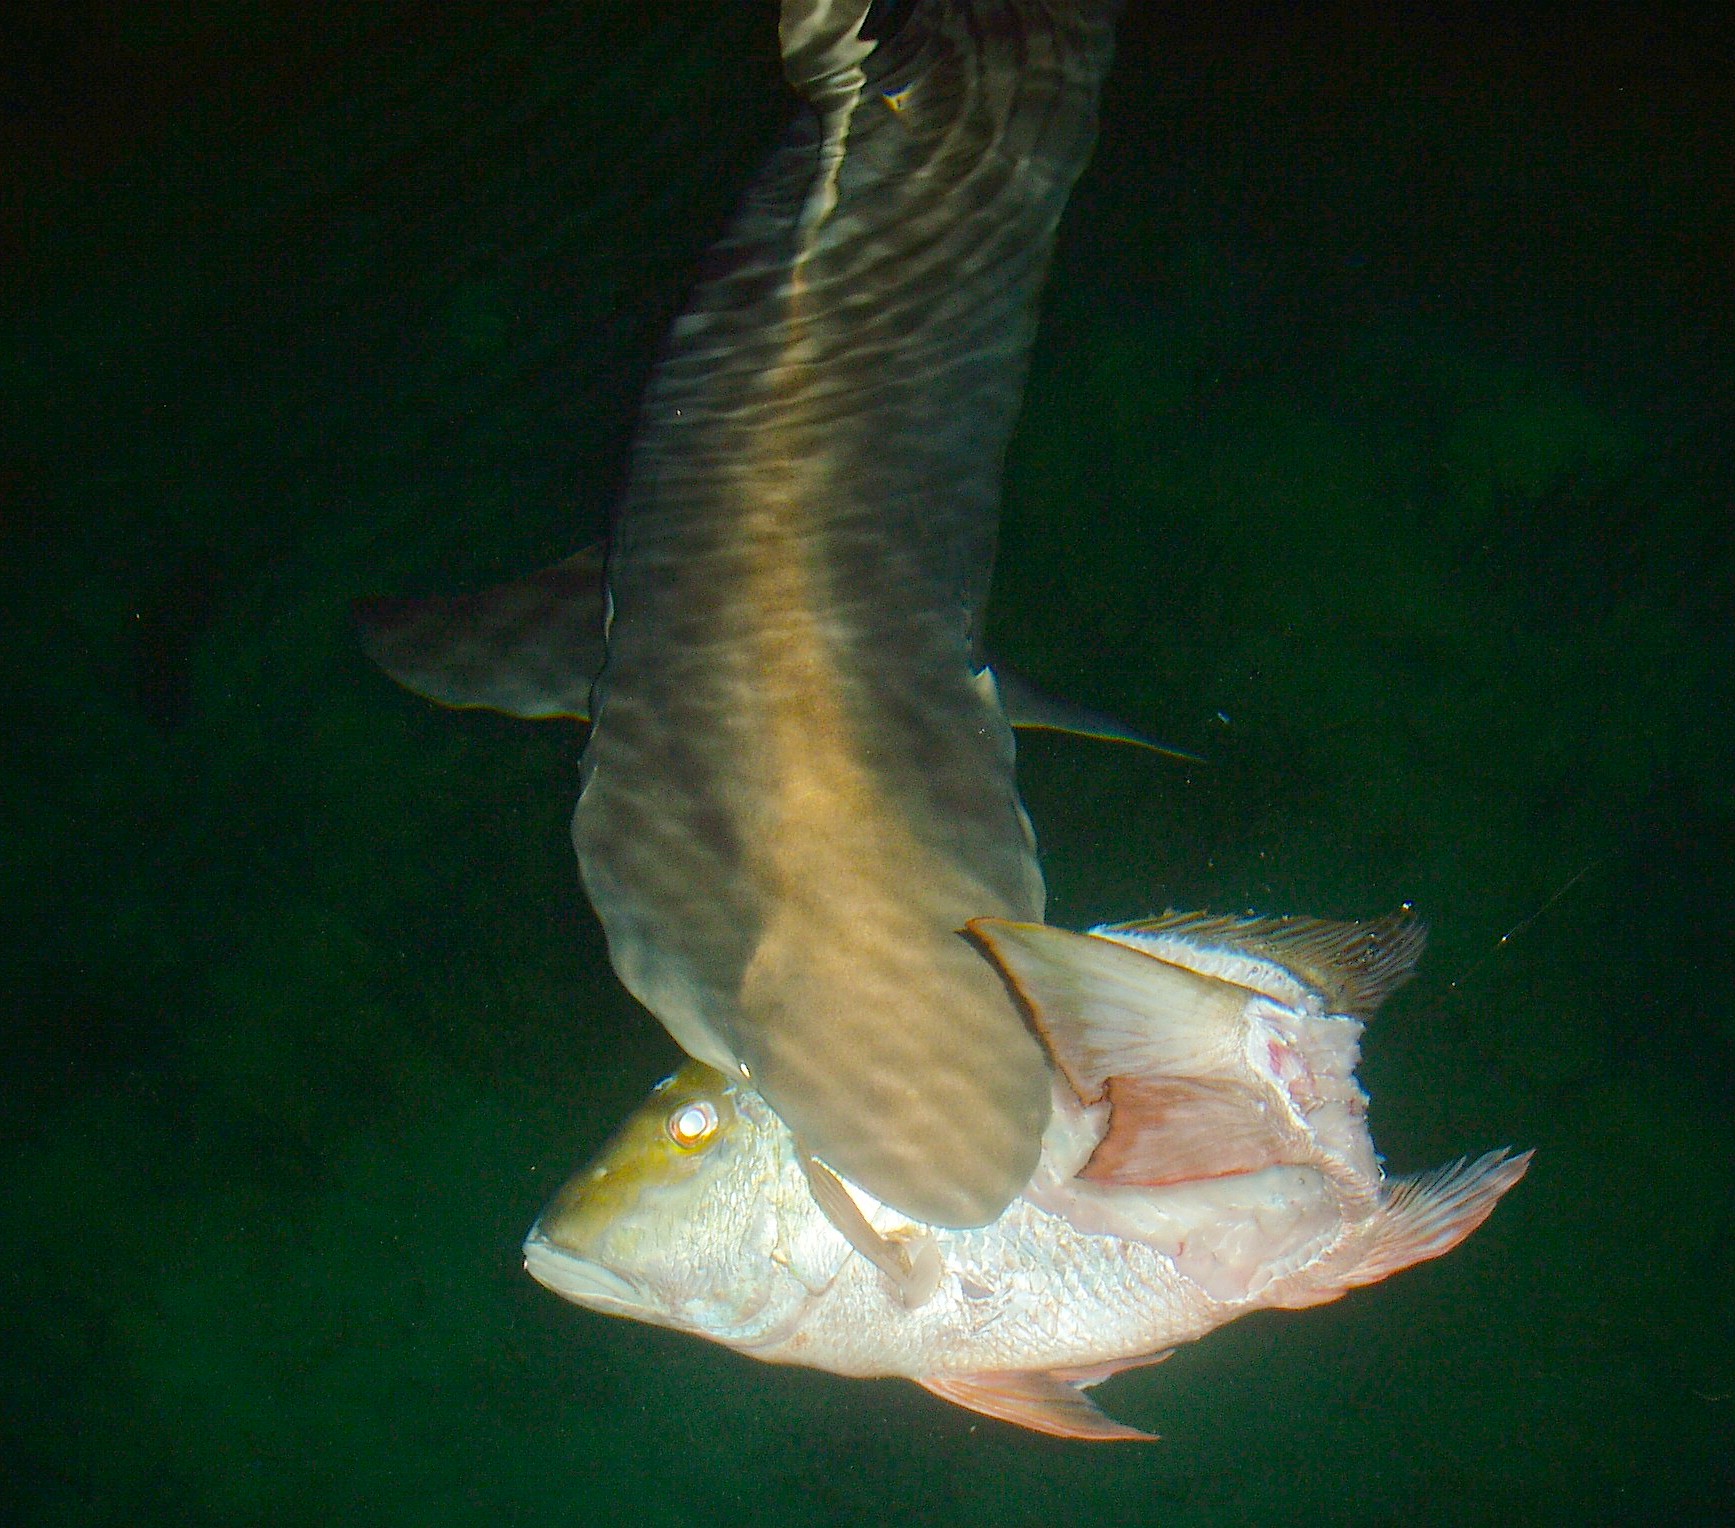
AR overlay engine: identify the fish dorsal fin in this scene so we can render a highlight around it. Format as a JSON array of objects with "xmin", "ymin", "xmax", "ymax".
[
  {"xmin": 970, "ymin": 919, "xmax": 1379, "ymax": 1190},
  {"xmin": 353, "ymin": 545, "xmax": 606, "ymax": 721},
  {"xmin": 918, "ymin": 1370, "xmax": 1156, "ymax": 1442},
  {"xmin": 1106, "ymin": 907, "xmax": 1426, "ymax": 1019},
  {"xmin": 799, "ymin": 1152, "xmax": 942, "ymax": 1309}
]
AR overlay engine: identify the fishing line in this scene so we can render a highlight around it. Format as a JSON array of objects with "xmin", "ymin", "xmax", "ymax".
[{"xmin": 1442, "ymin": 854, "xmax": 1606, "ymax": 997}]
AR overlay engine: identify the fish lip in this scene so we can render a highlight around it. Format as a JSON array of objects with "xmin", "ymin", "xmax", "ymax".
[{"xmin": 522, "ymin": 1228, "xmax": 647, "ymax": 1314}]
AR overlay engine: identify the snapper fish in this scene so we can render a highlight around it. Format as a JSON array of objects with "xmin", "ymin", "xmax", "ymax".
[{"xmin": 525, "ymin": 909, "xmax": 1531, "ymax": 1440}]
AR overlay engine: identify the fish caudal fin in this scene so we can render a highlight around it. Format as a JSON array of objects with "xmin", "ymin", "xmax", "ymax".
[
  {"xmin": 353, "ymin": 545, "xmax": 607, "ymax": 721},
  {"xmin": 919, "ymin": 1370, "xmax": 1158, "ymax": 1442},
  {"xmin": 1277, "ymin": 1147, "xmax": 1535, "ymax": 1309}
]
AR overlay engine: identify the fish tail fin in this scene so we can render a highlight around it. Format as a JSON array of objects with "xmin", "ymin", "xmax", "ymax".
[{"xmin": 1278, "ymin": 1147, "xmax": 1534, "ymax": 1308}]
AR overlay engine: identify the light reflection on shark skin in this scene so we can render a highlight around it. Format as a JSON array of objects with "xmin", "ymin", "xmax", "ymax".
[
  {"xmin": 358, "ymin": 0, "xmax": 1127, "ymax": 1227},
  {"xmin": 566, "ymin": 0, "xmax": 1126, "ymax": 1228}
]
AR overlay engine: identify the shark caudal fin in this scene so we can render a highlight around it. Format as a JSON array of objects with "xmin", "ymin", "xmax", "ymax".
[{"xmin": 352, "ymin": 545, "xmax": 608, "ymax": 721}]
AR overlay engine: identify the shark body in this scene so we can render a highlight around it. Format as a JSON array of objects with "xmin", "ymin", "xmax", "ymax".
[
  {"xmin": 361, "ymin": 0, "xmax": 1125, "ymax": 1227},
  {"xmin": 568, "ymin": 0, "xmax": 1126, "ymax": 1228},
  {"xmin": 360, "ymin": 3, "xmax": 1533, "ymax": 1439}
]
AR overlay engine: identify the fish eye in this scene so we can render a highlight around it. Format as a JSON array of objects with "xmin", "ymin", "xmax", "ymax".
[{"xmin": 666, "ymin": 1098, "xmax": 720, "ymax": 1150}]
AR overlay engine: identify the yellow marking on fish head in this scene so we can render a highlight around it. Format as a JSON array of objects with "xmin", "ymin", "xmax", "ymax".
[{"xmin": 534, "ymin": 1060, "xmax": 740, "ymax": 1261}]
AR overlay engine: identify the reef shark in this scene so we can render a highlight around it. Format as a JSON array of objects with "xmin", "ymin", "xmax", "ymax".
[{"xmin": 359, "ymin": 0, "xmax": 1140, "ymax": 1235}]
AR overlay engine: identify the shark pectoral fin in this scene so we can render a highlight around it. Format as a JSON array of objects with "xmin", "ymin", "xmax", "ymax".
[
  {"xmin": 1277, "ymin": 1148, "xmax": 1536, "ymax": 1310},
  {"xmin": 800, "ymin": 1152, "xmax": 942, "ymax": 1309},
  {"xmin": 353, "ymin": 544, "xmax": 607, "ymax": 721},
  {"xmin": 988, "ymin": 660, "xmax": 1204, "ymax": 763},
  {"xmin": 918, "ymin": 1370, "xmax": 1157, "ymax": 1442}
]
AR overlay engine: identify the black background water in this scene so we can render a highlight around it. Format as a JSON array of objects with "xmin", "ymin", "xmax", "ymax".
[{"xmin": 3, "ymin": 2, "xmax": 1730, "ymax": 1522}]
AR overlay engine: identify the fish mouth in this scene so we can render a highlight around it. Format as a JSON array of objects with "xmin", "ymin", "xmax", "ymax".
[{"xmin": 522, "ymin": 1227, "xmax": 647, "ymax": 1315}]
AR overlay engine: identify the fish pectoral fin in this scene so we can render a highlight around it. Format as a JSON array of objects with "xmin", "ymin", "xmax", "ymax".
[
  {"xmin": 918, "ymin": 1370, "xmax": 1156, "ymax": 1442},
  {"xmin": 353, "ymin": 544, "xmax": 607, "ymax": 721},
  {"xmin": 800, "ymin": 1152, "xmax": 943, "ymax": 1309}
]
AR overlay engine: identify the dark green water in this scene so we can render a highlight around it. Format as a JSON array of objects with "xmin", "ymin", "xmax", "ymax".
[{"xmin": 3, "ymin": 3, "xmax": 1730, "ymax": 1523}]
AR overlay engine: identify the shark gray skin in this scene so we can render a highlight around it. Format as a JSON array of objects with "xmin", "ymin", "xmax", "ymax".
[
  {"xmin": 569, "ymin": 0, "xmax": 1124, "ymax": 1228},
  {"xmin": 361, "ymin": 0, "xmax": 1128, "ymax": 1230}
]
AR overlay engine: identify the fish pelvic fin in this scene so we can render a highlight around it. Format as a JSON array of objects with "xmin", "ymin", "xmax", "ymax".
[
  {"xmin": 1275, "ymin": 1147, "xmax": 1535, "ymax": 1309},
  {"xmin": 353, "ymin": 544, "xmax": 606, "ymax": 721},
  {"xmin": 918, "ymin": 1369, "xmax": 1157, "ymax": 1442}
]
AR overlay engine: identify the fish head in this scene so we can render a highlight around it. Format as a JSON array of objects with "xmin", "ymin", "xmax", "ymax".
[{"xmin": 523, "ymin": 1059, "xmax": 831, "ymax": 1349}]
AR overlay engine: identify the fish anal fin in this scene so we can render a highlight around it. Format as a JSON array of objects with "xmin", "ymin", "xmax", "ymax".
[
  {"xmin": 354, "ymin": 545, "xmax": 606, "ymax": 722},
  {"xmin": 1081, "ymin": 1075, "xmax": 1295, "ymax": 1187},
  {"xmin": 919, "ymin": 1369, "xmax": 1156, "ymax": 1442},
  {"xmin": 1276, "ymin": 1148, "xmax": 1535, "ymax": 1309},
  {"xmin": 1048, "ymin": 1348, "xmax": 1173, "ymax": 1389}
]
